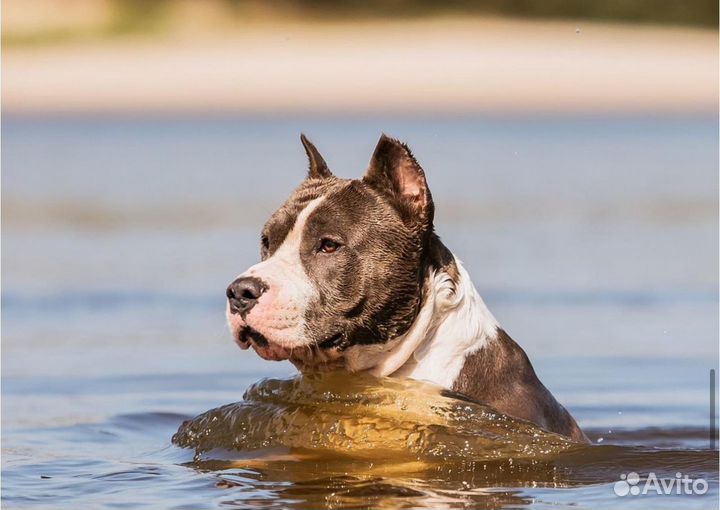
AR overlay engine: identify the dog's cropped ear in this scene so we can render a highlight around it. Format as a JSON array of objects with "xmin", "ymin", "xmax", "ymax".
[
  {"xmin": 363, "ymin": 134, "xmax": 433, "ymax": 225},
  {"xmin": 300, "ymin": 134, "xmax": 333, "ymax": 179}
]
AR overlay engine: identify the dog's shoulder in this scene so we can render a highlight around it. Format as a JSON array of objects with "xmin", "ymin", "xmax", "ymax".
[{"xmin": 453, "ymin": 328, "xmax": 588, "ymax": 442}]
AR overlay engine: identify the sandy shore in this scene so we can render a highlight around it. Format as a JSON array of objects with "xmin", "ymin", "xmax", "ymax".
[{"xmin": 3, "ymin": 18, "xmax": 718, "ymax": 115}]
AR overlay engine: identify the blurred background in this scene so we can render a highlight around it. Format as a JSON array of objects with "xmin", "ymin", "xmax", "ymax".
[
  {"xmin": 2, "ymin": 0, "xmax": 718, "ymax": 115},
  {"xmin": 1, "ymin": 2, "xmax": 718, "ymax": 507}
]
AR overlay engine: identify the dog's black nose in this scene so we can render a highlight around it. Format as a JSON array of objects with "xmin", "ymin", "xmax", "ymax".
[{"xmin": 227, "ymin": 277, "xmax": 266, "ymax": 315}]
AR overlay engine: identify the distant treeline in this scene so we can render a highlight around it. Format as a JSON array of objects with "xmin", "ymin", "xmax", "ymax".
[
  {"xmin": 222, "ymin": 0, "xmax": 718, "ymax": 27},
  {"xmin": 106, "ymin": 0, "xmax": 720, "ymax": 30},
  {"xmin": 5, "ymin": 0, "xmax": 715, "ymax": 48}
]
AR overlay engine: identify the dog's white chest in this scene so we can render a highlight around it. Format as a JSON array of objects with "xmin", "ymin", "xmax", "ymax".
[{"xmin": 369, "ymin": 258, "xmax": 500, "ymax": 390}]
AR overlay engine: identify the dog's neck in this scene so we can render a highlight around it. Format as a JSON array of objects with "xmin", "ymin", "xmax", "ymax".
[{"xmin": 364, "ymin": 256, "xmax": 501, "ymax": 389}]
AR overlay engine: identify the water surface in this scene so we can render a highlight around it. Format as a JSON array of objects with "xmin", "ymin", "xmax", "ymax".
[{"xmin": 2, "ymin": 115, "xmax": 718, "ymax": 508}]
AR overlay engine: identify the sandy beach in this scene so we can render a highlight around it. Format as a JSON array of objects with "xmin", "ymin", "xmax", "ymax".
[{"xmin": 3, "ymin": 17, "xmax": 717, "ymax": 115}]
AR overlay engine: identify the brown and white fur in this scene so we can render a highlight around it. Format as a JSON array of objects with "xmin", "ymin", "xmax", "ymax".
[{"xmin": 226, "ymin": 134, "xmax": 587, "ymax": 442}]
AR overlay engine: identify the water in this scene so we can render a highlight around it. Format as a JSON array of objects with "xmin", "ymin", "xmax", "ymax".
[
  {"xmin": 2, "ymin": 115, "xmax": 718, "ymax": 508},
  {"xmin": 172, "ymin": 372, "xmax": 578, "ymax": 461}
]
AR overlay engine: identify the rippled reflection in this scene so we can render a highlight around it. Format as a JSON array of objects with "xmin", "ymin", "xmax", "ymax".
[{"xmin": 173, "ymin": 372, "xmax": 718, "ymax": 509}]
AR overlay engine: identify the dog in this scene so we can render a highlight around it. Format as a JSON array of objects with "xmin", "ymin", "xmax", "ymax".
[{"xmin": 226, "ymin": 134, "xmax": 587, "ymax": 442}]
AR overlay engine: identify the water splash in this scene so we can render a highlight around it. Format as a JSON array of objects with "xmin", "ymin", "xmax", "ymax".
[
  {"xmin": 173, "ymin": 372, "xmax": 718, "ymax": 502},
  {"xmin": 173, "ymin": 371, "xmax": 576, "ymax": 463}
]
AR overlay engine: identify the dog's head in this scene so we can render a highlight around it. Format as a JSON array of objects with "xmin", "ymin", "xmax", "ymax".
[{"xmin": 227, "ymin": 134, "xmax": 448, "ymax": 371}]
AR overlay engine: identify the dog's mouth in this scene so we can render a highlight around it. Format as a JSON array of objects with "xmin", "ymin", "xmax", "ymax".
[
  {"xmin": 237, "ymin": 327, "xmax": 268, "ymax": 347},
  {"xmin": 235, "ymin": 326, "xmax": 287, "ymax": 361},
  {"xmin": 234, "ymin": 326, "xmax": 263, "ymax": 350},
  {"xmin": 235, "ymin": 327, "xmax": 347, "ymax": 369}
]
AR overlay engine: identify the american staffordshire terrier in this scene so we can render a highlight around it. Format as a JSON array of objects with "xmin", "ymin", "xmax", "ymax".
[{"xmin": 226, "ymin": 134, "xmax": 587, "ymax": 442}]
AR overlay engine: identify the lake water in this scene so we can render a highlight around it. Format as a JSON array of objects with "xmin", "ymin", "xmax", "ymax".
[{"xmin": 2, "ymin": 115, "xmax": 718, "ymax": 509}]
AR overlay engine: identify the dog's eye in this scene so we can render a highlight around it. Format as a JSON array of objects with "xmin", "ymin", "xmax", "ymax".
[{"xmin": 319, "ymin": 238, "xmax": 340, "ymax": 254}]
